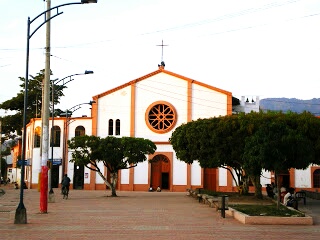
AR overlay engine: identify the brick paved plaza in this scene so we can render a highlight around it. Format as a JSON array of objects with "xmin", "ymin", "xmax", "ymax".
[{"xmin": 1, "ymin": 187, "xmax": 320, "ymax": 240}]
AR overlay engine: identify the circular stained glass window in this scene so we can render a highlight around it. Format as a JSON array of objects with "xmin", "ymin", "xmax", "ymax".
[{"xmin": 145, "ymin": 101, "xmax": 177, "ymax": 134}]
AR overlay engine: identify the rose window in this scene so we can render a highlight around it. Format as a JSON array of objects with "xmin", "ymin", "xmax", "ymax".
[{"xmin": 145, "ymin": 101, "xmax": 177, "ymax": 134}]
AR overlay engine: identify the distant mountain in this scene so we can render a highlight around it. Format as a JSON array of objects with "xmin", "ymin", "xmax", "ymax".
[{"xmin": 260, "ymin": 98, "xmax": 320, "ymax": 116}]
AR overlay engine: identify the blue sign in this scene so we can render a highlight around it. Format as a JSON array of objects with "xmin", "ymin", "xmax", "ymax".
[
  {"xmin": 17, "ymin": 159, "xmax": 31, "ymax": 166},
  {"xmin": 52, "ymin": 158, "xmax": 62, "ymax": 165}
]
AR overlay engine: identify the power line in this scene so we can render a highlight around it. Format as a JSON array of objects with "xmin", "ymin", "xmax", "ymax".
[{"xmin": 0, "ymin": 0, "xmax": 309, "ymax": 52}]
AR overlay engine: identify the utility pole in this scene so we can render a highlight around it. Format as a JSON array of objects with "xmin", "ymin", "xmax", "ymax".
[{"xmin": 40, "ymin": 0, "xmax": 51, "ymax": 213}]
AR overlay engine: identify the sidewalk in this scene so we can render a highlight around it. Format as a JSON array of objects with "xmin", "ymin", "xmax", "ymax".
[{"xmin": 1, "ymin": 186, "xmax": 320, "ymax": 240}]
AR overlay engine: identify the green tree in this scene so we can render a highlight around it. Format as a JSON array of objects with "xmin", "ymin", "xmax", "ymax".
[
  {"xmin": 68, "ymin": 135, "xmax": 157, "ymax": 196},
  {"xmin": 243, "ymin": 112, "xmax": 320, "ymax": 204},
  {"xmin": 0, "ymin": 69, "xmax": 66, "ymax": 136},
  {"xmin": 170, "ymin": 112, "xmax": 320, "ymax": 200},
  {"xmin": 170, "ymin": 116, "xmax": 248, "ymax": 194}
]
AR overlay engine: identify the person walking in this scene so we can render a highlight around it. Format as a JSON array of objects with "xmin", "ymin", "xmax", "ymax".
[{"xmin": 61, "ymin": 174, "xmax": 71, "ymax": 196}]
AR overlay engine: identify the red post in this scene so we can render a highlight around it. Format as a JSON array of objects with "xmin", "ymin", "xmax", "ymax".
[{"xmin": 40, "ymin": 165, "xmax": 48, "ymax": 213}]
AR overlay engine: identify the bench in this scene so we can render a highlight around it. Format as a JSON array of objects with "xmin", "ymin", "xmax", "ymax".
[
  {"xmin": 186, "ymin": 189, "xmax": 222, "ymax": 213},
  {"xmin": 295, "ymin": 191, "xmax": 306, "ymax": 205},
  {"xmin": 206, "ymin": 196, "xmax": 219, "ymax": 210}
]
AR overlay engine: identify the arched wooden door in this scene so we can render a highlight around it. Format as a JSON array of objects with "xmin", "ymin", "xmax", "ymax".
[{"xmin": 150, "ymin": 154, "xmax": 170, "ymax": 190}]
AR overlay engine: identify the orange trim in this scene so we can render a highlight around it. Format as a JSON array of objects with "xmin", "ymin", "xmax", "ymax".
[
  {"xmin": 89, "ymin": 166, "xmax": 96, "ymax": 190},
  {"xmin": 133, "ymin": 184, "xmax": 150, "ymax": 191},
  {"xmin": 187, "ymin": 81, "xmax": 192, "ymax": 122},
  {"xmin": 227, "ymin": 167, "xmax": 233, "ymax": 191},
  {"xmin": 153, "ymin": 141, "xmax": 170, "ymax": 144},
  {"xmin": 216, "ymin": 168, "xmax": 219, "ymax": 191},
  {"xmin": 227, "ymin": 94, "xmax": 232, "ymax": 115},
  {"xmin": 201, "ymin": 168, "xmax": 204, "ymax": 188},
  {"xmin": 289, "ymin": 168, "xmax": 295, "ymax": 188},
  {"xmin": 129, "ymin": 167, "xmax": 134, "ymax": 190},
  {"xmin": 120, "ymin": 184, "xmax": 130, "ymax": 191},
  {"xmin": 92, "ymin": 97, "xmax": 98, "ymax": 136},
  {"xmin": 93, "ymin": 68, "xmax": 231, "ymax": 101},
  {"xmin": 311, "ymin": 166, "xmax": 320, "ymax": 190},
  {"xmin": 93, "ymin": 69, "xmax": 163, "ymax": 99},
  {"xmin": 145, "ymin": 101, "xmax": 177, "ymax": 134},
  {"xmin": 171, "ymin": 185, "xmax": 188, "ymax": 192},
  {"xmin": 117, "ymin": 169, "xmax": 121, "ymax": 190},
  {"xmin": 187, "ymin": 164, "xmax": 191, "ymax": 189},
  {"xmin": 130, "ymin": 84, "xmax": 135, "ymax": 137}
]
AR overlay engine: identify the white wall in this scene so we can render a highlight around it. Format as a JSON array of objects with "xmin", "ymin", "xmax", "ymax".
[
  {"xmin": 95, "ymin": 161, "xmax": 105, "ymax": 184},
  {"xmin": 295, "ymin": 168, "xmax": 311, "ymax": 188},
  {"xmin": 134, "ymin": 160, "xmax": 148, "ymax": 184},
  {"xmin": 97, "ymin": 85, "xmax": 132, "ymax": 137},
  {"xmin": 173, "ymin": 158, "xmax": 187, "ymax": 185},
  {"xmin": 191, "ymin": 161, "xmax": 201, "ymax": 186},
  {"xmin": 192, "ymin": 84, "xmax": 228, "ymax": 119},
  {"xmin": 219, "ymin": 168, "xmax": 227, "ymax": 186},
  {"xmin": 134, "ymin": 73, "xmax": 189, "ymax": 140},
  {"xmin": 121, "ymin": 168, "xmax": 129, "ymax": 184}
]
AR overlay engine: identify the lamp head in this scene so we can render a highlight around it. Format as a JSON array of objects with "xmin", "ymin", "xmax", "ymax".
[
  {"xmin": 85, "ymin": 70, "xmax": 94, "ymax": 74},
  {"xmin": 81, "ymin": 0, "xmax": 98, "ymax": 3}
]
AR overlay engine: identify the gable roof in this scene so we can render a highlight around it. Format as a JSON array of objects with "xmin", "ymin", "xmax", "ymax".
[{"xmin": 93, "ymin": 67, "xmax": 231, "ymax": 99}]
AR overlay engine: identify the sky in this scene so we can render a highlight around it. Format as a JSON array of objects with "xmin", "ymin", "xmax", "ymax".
[{"xmin": 1, "ymin": 0, "xmax": 320, "ymax": 117}]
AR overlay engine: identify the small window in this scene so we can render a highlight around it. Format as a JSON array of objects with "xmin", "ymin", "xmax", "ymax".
[
  {"xmin": 115, "ymin": 119, "xmax": 120, "ymax": 135},
  {"xmin": 313, "ymin": 169, "xmax": 320, "ymax": 188},
  {"xmin": 108, "ymin": 119, "xmax": 113, "ymax": 135},
  {"xmin": 34, "ymin": 126, "xmax": 41, "ymax": 148},
  {"xmin": 75, "ymin": 126, "xmax": 85, "ymax": 137},
  {"xmin": 50, "ymin": 126, "xmax": 61, "ymax": 147}
]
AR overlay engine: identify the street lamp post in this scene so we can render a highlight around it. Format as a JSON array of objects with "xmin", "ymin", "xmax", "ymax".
[
  {"xmin": 49, "ymin": 71, "xmax": 93, "ymax": 202},
  {"xmin": 14, "ymin": 0, "xmax": 97, "ymax": 224}
]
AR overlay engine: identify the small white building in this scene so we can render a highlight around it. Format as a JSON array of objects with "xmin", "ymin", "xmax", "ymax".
[{"xmin": 233, "ymin": 96, "xmax": 260, "ymax": 114}]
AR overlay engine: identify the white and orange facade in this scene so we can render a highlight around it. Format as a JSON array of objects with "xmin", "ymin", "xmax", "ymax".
[
  {"xmin": 19, "ymin": 66, "xmax": 320, "ymax": 192},
  {"xmin": 90, "ymin": 66, "xmax": 232, "ymax": 191}
]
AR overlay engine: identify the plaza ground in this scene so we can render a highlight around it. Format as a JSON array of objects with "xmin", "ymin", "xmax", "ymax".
[{"xmin": 1, "ymin": 185, "xmax": 320, "ymax": 240}]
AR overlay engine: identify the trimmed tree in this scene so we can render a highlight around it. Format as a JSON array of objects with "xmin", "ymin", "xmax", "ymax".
[
  {"xmin": 243, "ymin": 111, "xmax": 320, "ymax": 205},
  {"xmin": 68, "ymin": 135, "xmax": 157, "ymax": 196},
  {"xmin": 170, "ymin": 115, "xmax": 248, "ymax": 193}
]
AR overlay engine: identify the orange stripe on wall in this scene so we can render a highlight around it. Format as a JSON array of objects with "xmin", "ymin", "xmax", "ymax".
[
  {"xmin": 187, "ymin": 81, "xmax": 192, "ymax": 122},
  {"xmin": 130, "ymin": 84, "xmax": 135, "ymax": 137},
  {"xmin": 92, "ymin": 97, "xmax": 98, "ymax": 136},
  {"xmin": 227, "ymin": 94, "xmax": 232, "ymax": 115}
]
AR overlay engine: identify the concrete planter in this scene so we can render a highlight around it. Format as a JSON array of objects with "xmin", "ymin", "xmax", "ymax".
[{"xmin": 226, "ymin": 207, "xmax": 313, "ymax": 225}]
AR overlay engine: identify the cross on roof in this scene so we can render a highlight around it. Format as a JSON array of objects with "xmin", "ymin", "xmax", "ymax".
[{"xmin": 156, "ymin": 40, "xmax": 168, "ymax": 62}]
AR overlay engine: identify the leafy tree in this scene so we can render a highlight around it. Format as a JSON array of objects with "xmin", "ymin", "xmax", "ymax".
[
  {"xmin": 170, "ymin": 112, "xmax": 320, "ymax": 200},
  {"xmin": 243, "ymin": 111, "xmax": 320, "ymax": 204},
  {"xmin": 170, "ymin": 116, "xmax": 248, "ymax": 194},
  {"xmin": 0, "ymin": 69, "xmax": 66, "ymax": 136},
  {"xmin": 68, "ymin": 135, "xmax": 157, "ymax": 196}
]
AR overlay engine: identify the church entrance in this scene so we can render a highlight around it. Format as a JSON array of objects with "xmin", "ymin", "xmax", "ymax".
[
  {"xmin": 203, "ymin": 168, "xmax": 217, "ymax": 191},
  {"xmin": 150, "ymin": 154, "xmax": 170, "ymax": 190},
  {"xmin": 73, "ymin": 164, "xmax": 84, "ymax": 190}
]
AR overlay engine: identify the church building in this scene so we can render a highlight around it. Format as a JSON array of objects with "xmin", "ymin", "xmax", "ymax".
[
  {"xmin": 90, "ymin": 64, "xmax": 232, "ymax": 191},
  {"xmin": 17, "ymin": 64, "xmax": 320, "ymax": 193}
]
